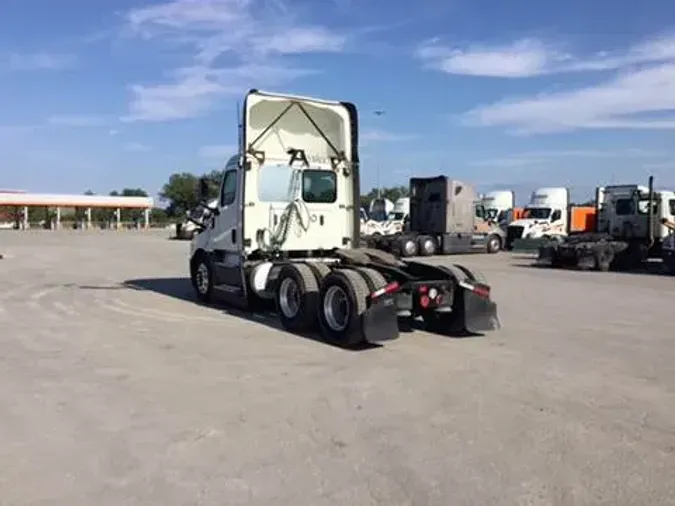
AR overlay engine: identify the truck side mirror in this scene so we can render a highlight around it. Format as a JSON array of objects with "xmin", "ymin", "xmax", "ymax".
[{"xmin": 196, "ymin": 177, "xmax": 209, "ymax": 203}]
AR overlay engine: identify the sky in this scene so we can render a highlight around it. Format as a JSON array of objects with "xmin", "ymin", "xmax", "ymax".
[{"xmin": 1, "ymin": 0, "xmax": 675, "ymax": 204}]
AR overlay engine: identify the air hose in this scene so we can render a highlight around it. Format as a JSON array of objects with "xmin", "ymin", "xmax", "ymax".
[{"xmin": 259, "ymin": 168, "xmax": 312, "ymax": 251}]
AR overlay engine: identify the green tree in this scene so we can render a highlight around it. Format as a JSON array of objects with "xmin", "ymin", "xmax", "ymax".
[
  {"xmin": 160, "ymin": 170, "xmax": 222, "ymax": 218},
  {"xmin": 159, "ymin": 172, "xmax": 199, "ymax": 218}
]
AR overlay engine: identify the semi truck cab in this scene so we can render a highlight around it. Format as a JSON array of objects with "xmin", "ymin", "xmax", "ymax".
[
  {"xmin": 187, "ymin": 89, "xmax": 501, "ymax": 345},
  {"xmin": 506, "ymin": 187, "xmax": 568, "ymax": 249},
  {"xmin": 481, "ymin": 190, "xmax": 516, "ymax": 227}
]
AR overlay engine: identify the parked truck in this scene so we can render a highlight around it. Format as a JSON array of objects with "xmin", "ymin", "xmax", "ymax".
[
  {"xmin": 186, "ymin": 89, "xmax": 500, "ymax": 347},
  {"xmin": 663, "ymin": 218, "xmax": 675, "ymax": 274},
  {"xmin": 538, "ymin": 176, "xmax": 675, "ymax": 271},
  {"xmin": 368, "ymin": 197, "xmax": 393, "ymax": 222},
  {"xmin": 481, "ymin": 190, "xmax": 516, "ymax": 228},
  {"xmin": 371, "ymin": 176, "xmax": 505, "ymax": 257},
  {"xmin": 505, "ymin": 187, "xmax": 596, "ymax": 250}
]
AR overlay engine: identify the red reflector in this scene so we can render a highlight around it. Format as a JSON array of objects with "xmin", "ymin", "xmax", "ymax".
[
  {"xmin": 418, "ymin": 285, "xmax": 428, "ymax": 293},
  {"xmin": 420, "ymin": 294, "xmax": 430, "ymax": 308},
  {"xmin": 384, "ymin": 281, "xmax": 399, "ymax": 294},
  {"xmin": 472, "ymin": 284, "xmax": 490, "ymax": 298},
  {"xmin": 370, "ymin": 281, "xmax": 399, "ymax": 300}
]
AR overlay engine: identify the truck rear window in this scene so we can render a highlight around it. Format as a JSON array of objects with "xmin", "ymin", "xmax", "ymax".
[
  {"xmin": 257, "ymin": 165, "xmax": 336, "ymax": 203},
  {"xmin": 302, "ymin": 170, "xmax": 336, "ymax": 203},
  {"xmin": 615, "ymin": 198, "xmax": 634, "ymax": 215}
]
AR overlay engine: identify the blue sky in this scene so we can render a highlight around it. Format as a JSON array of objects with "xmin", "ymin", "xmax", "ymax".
[{"xmin": 1, "ymin": 0, "xmax": 675, "ymax": 203}]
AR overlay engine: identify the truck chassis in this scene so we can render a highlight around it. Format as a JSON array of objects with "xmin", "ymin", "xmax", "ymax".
[
  {"xmin": 536, "ymin": 233, "xmax": 635, "ymax": 271},
  {"xmin": 190, "ymin": 244, "xmax": 499, "ymax": 347}
]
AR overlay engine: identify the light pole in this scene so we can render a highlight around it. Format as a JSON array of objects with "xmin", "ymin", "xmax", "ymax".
[{"xmin": 373, "ymin": 110, "xmax": 385, "ymax": 197}]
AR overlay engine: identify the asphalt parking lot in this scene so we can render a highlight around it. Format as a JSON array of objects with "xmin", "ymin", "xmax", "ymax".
[{"xmin": 1, "ymin": 230, "xmax": 674, "ymax": 506}]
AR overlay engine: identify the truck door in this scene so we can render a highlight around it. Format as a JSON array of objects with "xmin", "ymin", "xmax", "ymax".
[{"xmin": 211, "ymin": 167, "xmax": 243, "ymax": 287}]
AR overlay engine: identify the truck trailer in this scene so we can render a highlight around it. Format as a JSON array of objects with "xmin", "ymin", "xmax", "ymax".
[{"xmin": 186, "ymin": 90, "xmax": 500, "ymax": 347}]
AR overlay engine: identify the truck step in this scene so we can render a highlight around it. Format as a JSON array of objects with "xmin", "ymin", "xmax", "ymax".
[{"xmin": 214, "ymin": 284, "xmax": 249, "ymax": 309}]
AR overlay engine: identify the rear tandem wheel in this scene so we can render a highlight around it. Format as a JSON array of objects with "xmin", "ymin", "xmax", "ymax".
[
  {"xmin": 274, "ymin": 263, "xmax": 321, "ymax": 333},
  {"xmin": 317, "ymin": 269, "xmax": 371, "ymax": 347}
]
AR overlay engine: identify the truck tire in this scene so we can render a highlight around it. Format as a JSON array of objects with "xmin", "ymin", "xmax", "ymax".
[
  {"xmin": 486, "ymin": 234, "xmax": 501, "ymax": 254},
  {"xmin": 354, "ymin": 267, "xmax": 387, "ymax": 291},
  {"xmin": 317, "ymin": 269, "xmax": 369, "ymax": 347},
  {"xmin": 275, "ymin": 263, "xmax": 320, "ymax": 333},
  {"xmin": 398, "ymin": 236, "xmax": 418, "ymax": 257},
  {"xmin": 191, "ymin": 252, "xmax": 215, "ymax": 303},
  {"xmin": 306, "ymin": 262, "xmax": 332, "ymax": 282},
  {"xmin": 418, "ymin": 235, "xmax": 437, "ymax": 256},
  {"xmin": 595, "ymin": 249, "xmax": 612, "ymax": 272}
]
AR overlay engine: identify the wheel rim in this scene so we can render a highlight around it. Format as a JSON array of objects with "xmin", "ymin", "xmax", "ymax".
[
  {"xmin": 404, "ymin": 240, "xmax": 416, "ymax": 256},
  {"xmin": 490, "ymin": 238, "xmax": 500, "ymax": 251},
  {"xmin": 196, "ymin": 263, "xmax": 210, "ymax": 294},
  {"xmin": 423, "ymin": 239, "xmax": 434, "ymax": 254},
  {"xmin": 323, "ymin": 285, "xmax": 350, "ymax": 332},
  {"xmin": 279, "ymin": 278, "xmax": 301, "ymax": 318}
]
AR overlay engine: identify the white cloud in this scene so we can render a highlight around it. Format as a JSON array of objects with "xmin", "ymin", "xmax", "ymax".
[
  {"xmin": 122, "ymin": 0, "xmax": 347, "ymax": 122},
  {"xmin": 361, "ymin": 130, "xmax": 418, "ymax": 143},
  {"xmin": 47, "ymin": 115, "xmax": 110, "ymax": 127},
  {"xmin": 1, "ymin": 52, "xmax": 75, "ymax": 71},
  {"xmin": 464, "ymin": 62, "xmax": 675, "ymax": 134},
  {"xmin": 471, "ymin": 148, "xmax": 667, "ymax": 168},
  {"xmin": 198, "ymin": 144, "xmax": 237, "ymax": 158},
  {"xmin": 122, "ymin": 64, "xmax": 315, "ymax": 122},
  {"xmin": 416, "ymin": 38, "xmax": 561, "ymax": 78},
  {"xmin": 0, "ymin": 124, "xmax": 39, "ymax": 136},
  {"xmin": 416, "ymin": 33, "xmax": 675, "ymax": 78}
]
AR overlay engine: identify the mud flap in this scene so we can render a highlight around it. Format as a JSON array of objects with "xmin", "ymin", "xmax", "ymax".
[
  {"xmin": 361, "ymin": 294, "xmax": 399, "ymax": 343},
  {"xmin": 463, "ymin": 289, "xmax": 501, "ymax": 333},
  {"xmin": 536, "ymin": 245, "xmax": 556, "ymax": 266}
]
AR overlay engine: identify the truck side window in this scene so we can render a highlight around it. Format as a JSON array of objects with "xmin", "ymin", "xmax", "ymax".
[
  {"xmin": 615, "ymin": 198, "xmax": 634, "ymax": 215},
  {"xmin": 551, "ymin": 210, "xmax": 561, "ymax": 222},
  {"xmin": 474, "ymin": 205, "xmax": 485, "ymax": 219},
  {"xmin": 669, "ymin": 199, "xmax": 675, "ymax": 216},
  {"xmin": 220, "ymin": 170, "xmax": 237, "ymax": 206}
]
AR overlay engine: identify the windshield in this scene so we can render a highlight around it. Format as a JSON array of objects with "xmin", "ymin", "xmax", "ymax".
[
  {"xmin": 257, "ymin": 164, "xmax": 336, "ymax": 203},
  {"xmin": 524, "ymin": 207, "xmax": 551, "ymax": 219},
  {"xmin": 485, "ymin": 208, "xmax": 499, "ymax": 221},
  {"xmin": 387, "ymin": 212, "xmax": 406, "ymax": 221},
  {"xmin": 370, "ymin": 200, "xmax": 388, "ymax": 221}
]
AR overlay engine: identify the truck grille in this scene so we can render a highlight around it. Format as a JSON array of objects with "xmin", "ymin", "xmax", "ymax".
[{"xmin": 506, "ymin": 226, "xmax": 524, "ymax": 249}]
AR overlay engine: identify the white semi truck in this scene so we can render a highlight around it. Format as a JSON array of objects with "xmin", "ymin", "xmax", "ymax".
[
  {"xmin": 369, "ymin": 197, "xmax": 393, "ymax": 222},
  {"xmin": 481, "ymin": 190, "xmax": 515, "ymax": 227},
  {"xmin": 505, "ymin": 187, "xmax": 596, "ymax": 250},
  {"xmin": 186, "ymin": 89, "xmax": 500, "ymax": 346}
]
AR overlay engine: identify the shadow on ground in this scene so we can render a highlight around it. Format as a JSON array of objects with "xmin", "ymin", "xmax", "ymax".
[
  {"xmin": 510, "ymin": 260, "xmax": 672, "ymax": 277},
  {"xmin": 116, "ymin": 277, "xmax": 383, "ymax": 351}
]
